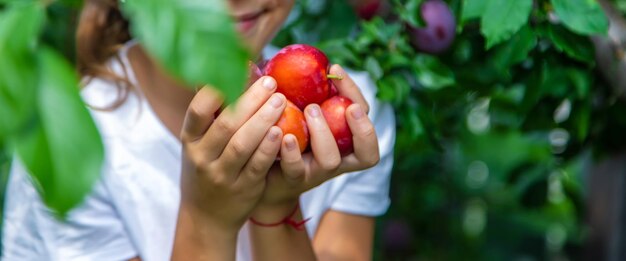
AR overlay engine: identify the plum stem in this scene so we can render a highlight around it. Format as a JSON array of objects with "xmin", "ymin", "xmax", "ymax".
[{"xmin": 327, "ymin": 74, "xmax": 344, "ymax": 80}]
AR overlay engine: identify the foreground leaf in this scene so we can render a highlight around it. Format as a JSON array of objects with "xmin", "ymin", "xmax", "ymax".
[
  {"xmin": 16, "ymin": 48, "xmax": 103, "ymax": 217},
  {"xmin": 121, "ymin": 0, "xmax": 250, "ymax": 104},
  {"xmin": 0, "ymin": 3, "xmax": 44, "ymax": 140}
]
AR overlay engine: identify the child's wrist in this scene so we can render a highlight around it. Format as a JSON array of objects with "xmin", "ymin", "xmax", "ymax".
[
  {"xmin": 179, "ymin": 199, "xmax": 243, "ymax": 236},
  {"xmin": 249, "ymin": 198, "xmax": 311, "ymax": 231},
  {"xmin": 251, "ymin": 199, "xmax": 300, "ymax": 223}
]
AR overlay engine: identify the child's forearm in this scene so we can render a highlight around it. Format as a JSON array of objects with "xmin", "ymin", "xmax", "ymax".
[{"xmin": 171, "ymin": 203, "xmax": 239, "ymax": 261}]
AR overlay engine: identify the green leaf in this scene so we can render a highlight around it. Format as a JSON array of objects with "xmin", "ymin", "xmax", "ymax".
[
  {"xmin": 461, "ymin": 131, "xmax": 552, "ymax": 175},
  {"xmin": 364, "ymin": 56, "xmax": 384, "ymax": 80},
  {"xmin": 58, "ymin": 0, "xmax": 83, "ymax": 8},
  {"xmin": 561, "ymin": 99, "xmax": 591, "ymax": 142},
  {"xmin": 320, "ymin": 40, "xmax": 359, "ymax": 65},
  {"xmin": 120, "ymin": 0, "xmax": 250, "ymax": 104},
  {"xmin": 413, "ymin": 55, "xmax": 455, "ymax": 90},
  {"xmin": 0, "ymin": 0, "xmax": 38, "ymax": 4},
  {"xmin": 551, "ymin": 0, "xmax": 608, "ymax": 36},
  {"xmin": 319, "ymin": 0, "xmax": 357, "ymax": 41},
  {"xmin": 406, "ymin": 109, "xmax": 425, "ymax": 138},
  {"xmin": 0, "ymin": 3, "xmax": 44, "ymax": 140},
  {"xmin": 378, "ymin": 73, "xmax": 410, "ymax": 107},
  {"xmin": 490, "ymin": 26, "xmax": 537, "ymax": 74},
  {"xmin": 396, "ymin": 0, "xmax": 424, "ymax": 27},
  {"xmin": 461, "ymin": 0, "xmax": 488, "ymax": 22},
  {"xmin": 480, "ymin": 0, "xmax": 533, "ymax": 49},
  {"xmin": 16, "ymin": 48, "xmax": 104, "ymax": 217},
  {"xmin": 566, "ymin": 68, "xmax": 591, "ymax": 99},
  {"xmin": 546, "ymin": 24, "xmax": 595, "ymax": 62}
]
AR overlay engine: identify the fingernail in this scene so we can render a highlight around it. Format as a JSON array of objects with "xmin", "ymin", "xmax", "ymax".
[
  {"xmin": 268, "ymin": 128, "xmax": 280, "ymax": 142},
  {"xmin": 270, "ymin": 94, "xmax": 283, "ymax": 108},
  {"xmin": 263, "ymin": 77, "xmax": 276, "ymax": 90},
  {"xmin": 286, "ymin": 136, "xmax": 297, "ymax": 151},
  {"xmin": 335, "ymin": 65, "xmax": 345, "ymax": 77},
  {"xmin": 307, "ymin": 105, "xmax": 321, "ymax": 118},
  {"xmin": 351, "ymin": 104, "xmax": 364, "ymax": 119}
]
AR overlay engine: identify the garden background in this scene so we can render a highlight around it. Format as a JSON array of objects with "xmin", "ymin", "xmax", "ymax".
[{"xmin": 2, "ymin": 0, "xmax": 626, "ymax": 260}]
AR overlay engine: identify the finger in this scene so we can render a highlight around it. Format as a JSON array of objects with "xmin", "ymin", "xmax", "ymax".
[
  {"xmin": 338, "ymin": 103, "xmax": 380, "ymax": 173},
  {"xmin": 219, "ymin": 93, "xmax": 286, "ymax": 173},
  {"xmin": 305, "ymin": 104, "xmax": 342, "ymax": 176},
  {"xmin": 279, "ymin": 134, "xmax": 306, "ymax": 184},
  {"xmin": 181, "ymin": 86, "xmax": 224, "ymax": 143},
  {"xmin": 199, "ymin": 76, "xmax": 277, "ymax": 159},
  {"xmin": 238, "ymin": 126, "xmax": 283, "ymax": 185},
  {"xmin": 328, "ymin": 64, "xmax": 369, "ymax": 114}
]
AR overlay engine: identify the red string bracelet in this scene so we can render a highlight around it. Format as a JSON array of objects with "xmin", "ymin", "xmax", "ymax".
[{"xmin": 249, "ymin": 202, "xmax": 311, "ymax": 231}]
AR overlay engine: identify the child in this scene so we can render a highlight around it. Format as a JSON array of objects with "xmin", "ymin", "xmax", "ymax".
[{"xmin": 2, "ymin": 0, "xmax": 396, "ymax": 260}]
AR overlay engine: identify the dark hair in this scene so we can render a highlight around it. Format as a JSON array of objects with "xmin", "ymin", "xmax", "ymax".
[{"xmin": 76, "ymin": 0, "xmax": 133, "ymax": 109}]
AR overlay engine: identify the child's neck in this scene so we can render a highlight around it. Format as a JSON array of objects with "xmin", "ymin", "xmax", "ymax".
[{"xmin": 127, "ymin": 44, "xmax": 195, "ymax": 140}]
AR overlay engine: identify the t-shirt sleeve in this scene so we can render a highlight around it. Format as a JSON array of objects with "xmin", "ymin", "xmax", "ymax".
[{"xmin": 329, "ymin": 70, "xmax": 396, "ymax": 217}]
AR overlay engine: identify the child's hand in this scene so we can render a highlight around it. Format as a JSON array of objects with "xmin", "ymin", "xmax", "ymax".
[
  {"xmin": 250, "ymin": 65, "xmax": 380, "ymax": 222},
  {"xmin": 178, "ymin": 76, "xmax": 286, "ymax": 232}
]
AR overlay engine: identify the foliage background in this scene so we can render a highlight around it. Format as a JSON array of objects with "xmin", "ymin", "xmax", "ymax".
[
  {"xmin": 275, "ymin": 0, "xmax": 626, "ymax": 260},
  {"xmin": 1, "ymin": 0, "xmax": 625, "ymax": 260}
]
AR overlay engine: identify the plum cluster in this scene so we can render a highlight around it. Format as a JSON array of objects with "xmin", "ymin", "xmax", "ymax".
[{"xmin": 257, "ymin": 44, "xmax": 355, "ymax": 155}]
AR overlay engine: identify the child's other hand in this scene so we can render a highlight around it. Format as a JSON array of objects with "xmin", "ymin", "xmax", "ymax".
[
  {"xmin": 179, "ymin": 76, "xmax": 285, "ymax": 232},
  {"xmin": 250, "ymin": 65, "xmax": 380, "ymax": 222}
]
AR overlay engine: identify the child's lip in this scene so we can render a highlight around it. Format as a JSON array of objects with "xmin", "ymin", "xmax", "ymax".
[
  {"xmin": 233, "ymin": 10, "xmax": 266, "ymax": 33},
  {"xmin": 233, "ymin": 10, "xmax": 266, "ymax": 22}
]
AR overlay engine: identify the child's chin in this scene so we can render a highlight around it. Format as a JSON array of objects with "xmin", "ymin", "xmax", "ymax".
[{"xmin": 244, "ymin": 35, "xmax": 271, "ymax": 58}]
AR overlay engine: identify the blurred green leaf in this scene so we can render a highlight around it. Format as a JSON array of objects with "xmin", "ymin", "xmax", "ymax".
[
  {"xmin": 0, "ymin": 0, "xmax": 37, "ymax": 3},
  {"xmin": 121, "ymin": 0, "xmax": 250, "ymax": 104},
  {"xmin": 566, "ymin": 68, "xmax": 591, "ymax": 99},
  {"xmin": 42, "ymin": 2, "xmax": 80, "ymax": 63},
  {"xmin": 480, "ymin": 0, "xmax": 533, "ymax": 48},
  {"xmin": 395, "ymin": 0, "xmax": 424, "ymax": 27},
  {"xmin": 567, "ymin": 100, "xmax": 591, "ymax": 142},
  {"xmin": 0, "ymin": 3, "xmax": 44, "ymax": 140},
  {"xmin": 546, "ymin": 24, "xmax": 595, "ymax": 62},
  {"xmin": 490, "ymin": 26, "xmax": 537, "ymax": 75},
  {"xmin": 365, "ymin": 56, "xmax": 384, "ymax": 80},
  {"xmin": 413, "ymin": 55, "xmax": 455, "ymax": 90},
  {"xmin": 461, "ymin": 131, "xmax": 552, "ymax": 175},
  {"xmin": 361, "ymin": 17, "xmax": 398, "ymax": 45},
  {"xmin": 552, "ymin": 0, "xmax": 609, "ymax": 36},
  {"xmin": 405, "ymin": 108, "xmax": 425, "ymax": 138},
  {"xmin": 378, "ymin": 73, "xmax": 410, "ymax": 106},
  {"xmin": 58, "ymin": 0, "xmax": 83, "ymax": 8},
  {"xmin": 15, "ymin": 48, "xmax": 103, "ymax": 217},
  {"xmin": 461, "ymin": 0, "xmax": 488, "ymax": 22},
  {"xmin": 320, "ymin": 40, "xmax": 359, "ymax": 65},
  {"xmin": 319, "ymin": 0, "xmax": 357, "ymax": 41}
]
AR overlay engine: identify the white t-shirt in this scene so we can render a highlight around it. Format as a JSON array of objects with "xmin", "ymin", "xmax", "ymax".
[{"xmin": 1, "ymin": 43, "xmax": 396, "ymax": 261}]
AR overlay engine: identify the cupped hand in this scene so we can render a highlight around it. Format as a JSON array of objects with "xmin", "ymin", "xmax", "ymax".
[
  {"xmin": 179, "ymin": 76, "xmax": 287, "ymax": 231},
  {"xmin": 251, "ymin": 65, "xmax": 380, "ymax": 221}
]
